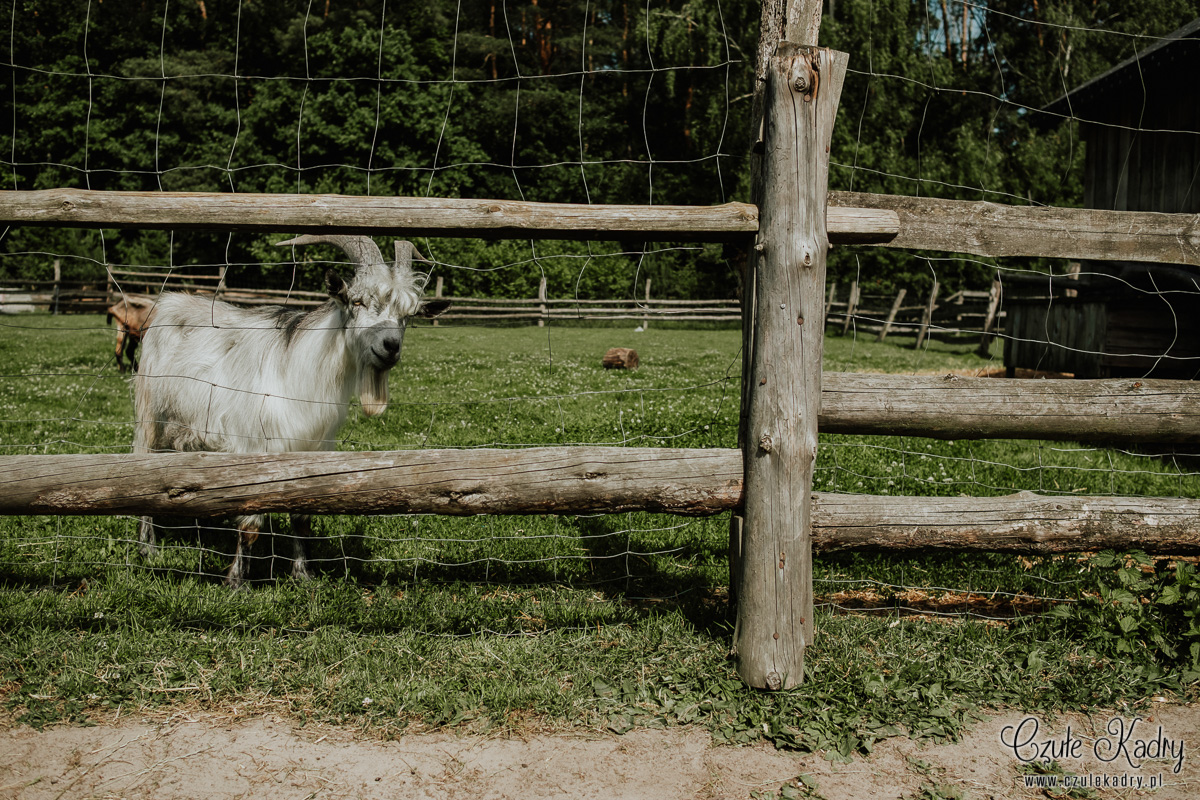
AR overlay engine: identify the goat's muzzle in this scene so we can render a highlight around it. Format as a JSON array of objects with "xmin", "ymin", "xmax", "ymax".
[
  {"xmin": 362, "ymin": 321, "xmax": 404, "ymax": 369},
  {"xmin": 374, "ymin": 334, "xmax": 402, "ymax": 367}
]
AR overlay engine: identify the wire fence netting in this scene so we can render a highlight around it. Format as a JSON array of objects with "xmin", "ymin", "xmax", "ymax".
[{"xmin": 2, "ymin": 0, "xmax": 1198, "ymax": 628}]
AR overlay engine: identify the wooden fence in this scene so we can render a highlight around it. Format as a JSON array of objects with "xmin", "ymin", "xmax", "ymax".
[
  {"xmin": 0, "ymin": 266, "xmax": 740, "ymax": 327},
  {"xmin": 1, "ymin": 0, "xmax": 1199, "ymax": 691},
  {"xmin": 0, "ymin": 259, "xmax": 110, "ymax": 314},
  {"xmin": 825, "ymin": 279, "xmax": 1005, "ymax": 354},
  {"xmin": 105, "ymin": 269, "xmax": 741, "ymax": 326},
  {"xmin": 426, "ymin": 277, "xmax": 739, "ymax": 326}
]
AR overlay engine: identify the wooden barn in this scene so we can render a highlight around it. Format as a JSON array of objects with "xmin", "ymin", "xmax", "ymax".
[{"xmin": 1005, "ymin": 19, "xmax": 1200, "ymax": 379}]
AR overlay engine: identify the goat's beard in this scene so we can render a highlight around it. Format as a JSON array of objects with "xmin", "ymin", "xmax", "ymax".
[{"xmin": 358, "ymin": 365, "xmax": 390, "ymax": 417}]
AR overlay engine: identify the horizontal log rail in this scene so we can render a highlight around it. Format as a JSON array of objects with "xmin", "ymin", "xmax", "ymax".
[
  {"xmin": 2, "ymin": 448, "xmax": 1197, "ymax": 554},
  {"xmin": 0, "ymin": 188, "xmax": 897, "ymax": 243},
  {"xmin": 444, "ymin": 296, "xmax": 738, "ymax": 307},
  {"xmin": 812, "ymin": 492, "xmax": 1200, "ymax": 555},
  {"xmin": 820, "ymin": 373, "xmax": 1200, "ymax": 444},
  {"xmin": 0, "ymin": 448, "xmax": 743, "ymax": 518},
  {"xmin": 831, "ymin": 191, "xmax": 1200, "ymax": 266},
  {"xmin": 6, "ymin": 190, "xmax": 1200, "ymax": 265}
]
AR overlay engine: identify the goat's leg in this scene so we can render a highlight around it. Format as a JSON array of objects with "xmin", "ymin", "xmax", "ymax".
[
  {"xmin": 226, "ymin": 515, "xmax": 263, "ymax": 588},
  {"xmin": 138, "ymin": 515, "xmax": 158, "ymax": 557},
  {"xmin": 289, "ymin": 514, "xmax": 313, "ymax": 581},
  {"xmin": 127, "ymin": 337, "xmax": 140, "ymax": 373},
  {"xmin": 115, "ymin": 330, "xmax": 128, "ymax": 373}
]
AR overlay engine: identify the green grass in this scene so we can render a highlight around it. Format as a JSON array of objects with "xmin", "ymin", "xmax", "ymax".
[{"xmin": 1, "ymin": 313, "xmax": 1197, "ymax": 749}]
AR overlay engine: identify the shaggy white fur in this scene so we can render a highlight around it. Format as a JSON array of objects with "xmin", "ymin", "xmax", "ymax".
[{"xmin": 133, "ymin": 236, "xmax": 447, "ymax": 587}]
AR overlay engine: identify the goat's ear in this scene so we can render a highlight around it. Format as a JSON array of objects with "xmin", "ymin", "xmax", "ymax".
[
  {"xmin": 325, "ymin": 269, "xmax": 350, "ymax": 304},
  {"xmin": 418, "ymin": 299, "xmax": 451, "ymax": 319}
]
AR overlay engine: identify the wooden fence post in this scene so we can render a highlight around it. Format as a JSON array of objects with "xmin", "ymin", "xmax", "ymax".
[
  {"xmin": 878, "ymin": 287, "xmax": 907, "ymax": 342},
  {"xmin": 735, "ymin": 43, "xmax": 848, "ymax": 690},
  {"xmin": 915, "ymin": 279, "xmax": 940, "ymax": 349},
  {"xmin": 643, "ymin": 278, "xmax": 651, "ymax": 330},
  {"xmin": 977, "ymin": 279, "xmax": 1001, "ymax": 356},
  {"xmin": 51, "ymin": 259, "xmax": 61, "ymax": 315},
  {"xmin": 433, "ymin": 276, "xmax": 445, "ymax": 327},
  {"xmin": 537, "ymin": 276, "xmax": 547, "ymax": 327},
  {"xmin": 840, "ymin": 280, "xmax": 859, "ymax": 335}
]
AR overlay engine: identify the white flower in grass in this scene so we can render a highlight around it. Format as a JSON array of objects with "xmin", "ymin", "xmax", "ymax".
[{"xmin": 362, "ymin": 697, "xmax": 374, "ymax": 707}]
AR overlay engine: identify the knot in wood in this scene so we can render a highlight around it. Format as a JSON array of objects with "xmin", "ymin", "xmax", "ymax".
[
  {"xmin": 60, "ymin": 200, "xmax": 75, "ymax": 212},
  {"xmin": 791, "ymin": 56, "xmax": 820, "ymax": 102},
  {"xmin": 759, "ymin": 433, "xmax": 773, "ymax": 453},
  {"xmin": 766, "ymin": 671, "xmax": 783, "ymax": 691}
]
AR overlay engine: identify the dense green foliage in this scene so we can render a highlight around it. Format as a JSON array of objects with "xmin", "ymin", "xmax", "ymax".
[{"xmin": 3, "ymin": 0, "xmax": 1198, "ymax": 296}]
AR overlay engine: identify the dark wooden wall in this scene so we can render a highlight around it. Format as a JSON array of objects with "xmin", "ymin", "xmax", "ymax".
[{"xmin": 1082, "ymin": 77, "xmax": 1200, "ymax": 214}]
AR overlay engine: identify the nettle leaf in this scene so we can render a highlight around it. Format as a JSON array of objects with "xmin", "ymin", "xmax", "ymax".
[{"xmin": 1109, "ymin": 588, "xmax": 1138, "ymax": 607}]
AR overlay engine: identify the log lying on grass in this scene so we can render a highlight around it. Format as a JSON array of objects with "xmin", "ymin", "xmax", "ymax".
[{"xmin": 602, "ymin": 348, "xmax": 639, "ymax": 369}]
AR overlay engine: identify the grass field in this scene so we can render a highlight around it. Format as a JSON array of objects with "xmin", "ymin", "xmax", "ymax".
[{"xmin": 1, "ymin": 313, "xmax": 1197, "ymax": 751}]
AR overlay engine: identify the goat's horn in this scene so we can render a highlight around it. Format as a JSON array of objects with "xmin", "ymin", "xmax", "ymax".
[
  {"xmin": 393, "ymin": 241, "xmax": 436, "ymax": 290},
  {"xmin": 276, "ymin": 235, "xmax": 387, "ymax": 268}
]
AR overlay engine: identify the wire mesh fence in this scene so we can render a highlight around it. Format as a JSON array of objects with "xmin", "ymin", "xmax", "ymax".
[{"xmin": 2, "ymin": 0, "xmax": 1199, "ymax": 635}]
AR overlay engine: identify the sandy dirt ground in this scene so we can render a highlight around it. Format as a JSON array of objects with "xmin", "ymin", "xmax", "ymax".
[{"xmin": 1, "ymin": 705, "xmax": 1196, "ymax": 799}]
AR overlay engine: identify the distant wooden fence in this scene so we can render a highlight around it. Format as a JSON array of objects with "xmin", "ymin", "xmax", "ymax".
[
  {"xmin": 426, "ymin": 277, "xmax": 738, "ymax": 326},
  {"xmin": 0, "ymin": 259, "xmax": 109, "ymax": 314},
  {"xmin": 0, "ymin": 267, "xmax": 742, "ymax": 327},
  {"xmin": 825, "ymin": 279, "xmax": 1005, "ymax": 354},
  {"xmin": 0, "ymin": 280, "xmax": 110, "ymax": 314}
]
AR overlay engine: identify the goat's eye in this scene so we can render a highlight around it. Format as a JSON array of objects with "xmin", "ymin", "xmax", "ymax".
[{"xmin": 352, "ymin": 299, "xmax": 364, "ymax": 308}]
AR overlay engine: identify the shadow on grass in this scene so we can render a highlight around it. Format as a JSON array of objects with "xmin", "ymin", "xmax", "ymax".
[{"xmin": 1, "ymin": 511, "xmax": 738, "ymax": 642}]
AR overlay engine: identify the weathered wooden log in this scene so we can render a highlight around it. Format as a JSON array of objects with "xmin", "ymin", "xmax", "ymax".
[
  {"xmin": 8, "ymin": 189, "xmax": 1198, "ymax": 262},
  {"xmin": 3, "ymin": 450, "xmax": 1199, "ymax": 555},
  {"xmin": 0, "ymin": 448, "xmax": 741, "ymax": 518},
  {"xmin": 811, "ymin": 492, "xmax": 1200, "ymax": 555},
  {"xmin": 736, "ymin": 43, "xmax": 848, "ymax": 691},
  {"xmin": 601, "ymin": 348, "xmax": 640, "ymax": 370},
  {"xmin": 818, "ymin": 373, "xmax": 1200, "ymax": 444},
  {"xmin": 830, "ymin": 191, "xmax": 1200, "ymax": 267},
  {"xmin": 0, "ymin": 188, "xmax": 900, "ymax": 245}
]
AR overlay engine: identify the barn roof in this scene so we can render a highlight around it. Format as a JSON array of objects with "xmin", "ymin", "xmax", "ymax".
[{"xmin": 1041, "ymin": 18, "xmax": 1200, "ymax": 121}]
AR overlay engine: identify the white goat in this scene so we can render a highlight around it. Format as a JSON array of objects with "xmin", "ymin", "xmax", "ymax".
[{"xmin": 134, "ymin": 235, "xmax": 449, "ymax": 587}]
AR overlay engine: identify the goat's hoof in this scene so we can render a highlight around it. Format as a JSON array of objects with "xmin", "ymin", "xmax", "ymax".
[
  {"xmin": 291, "ymin": 561, "xmax": 313, "ymax": 582},
  {"xmin": 224, "ymin": 572, "xmax": 245, "ymax": 590}
]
